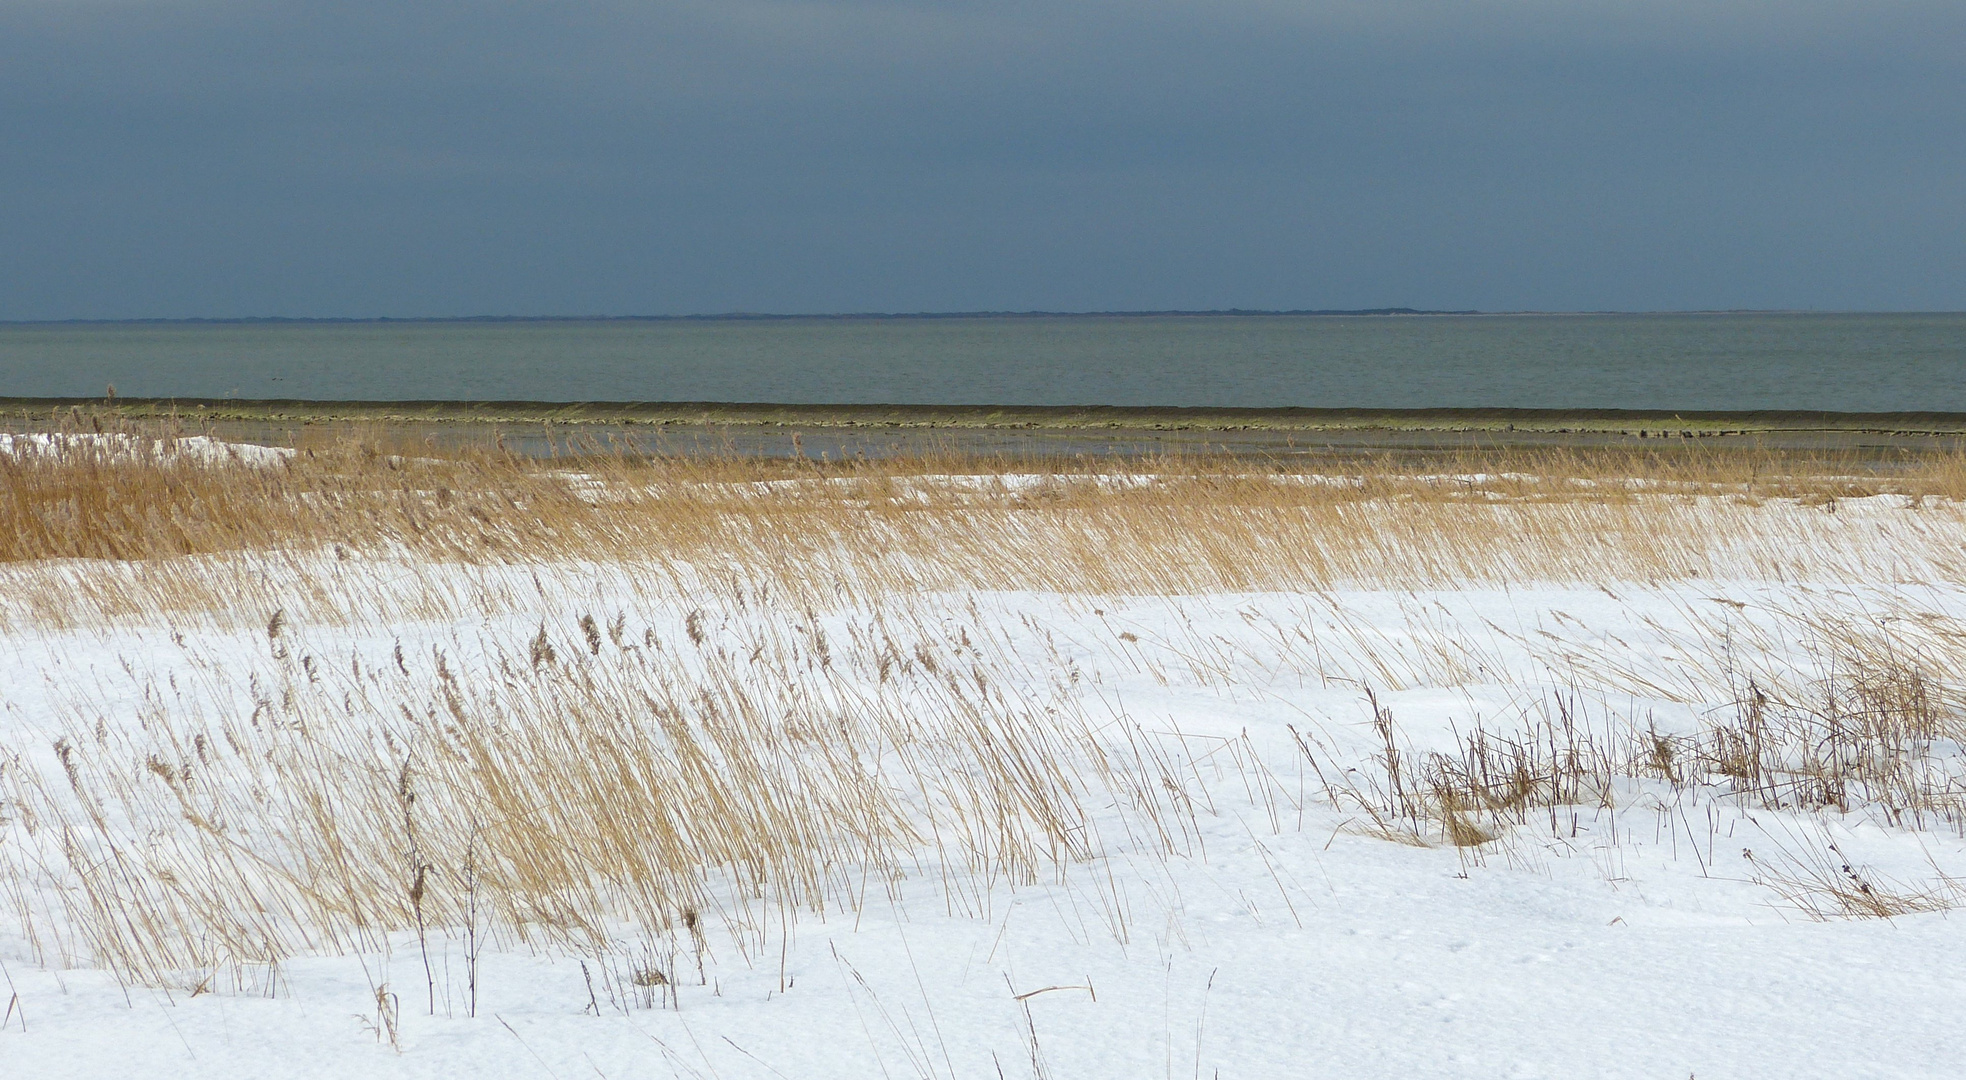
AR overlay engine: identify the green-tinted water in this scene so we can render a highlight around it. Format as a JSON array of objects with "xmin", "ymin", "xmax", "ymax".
[{"xmin": 2, "ymin": 313, "xmax": 1961, "ymax": 410}]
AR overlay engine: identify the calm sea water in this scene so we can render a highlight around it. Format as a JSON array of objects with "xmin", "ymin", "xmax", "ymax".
[{"xmin": 2, "ymin": 313, "xmax": 1962, "ymax": 411}]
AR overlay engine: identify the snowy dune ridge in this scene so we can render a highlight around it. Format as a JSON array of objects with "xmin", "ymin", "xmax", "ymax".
[{"xmin": 3, "ymin": 437, "xmax": 1966, "ymax": 1078}]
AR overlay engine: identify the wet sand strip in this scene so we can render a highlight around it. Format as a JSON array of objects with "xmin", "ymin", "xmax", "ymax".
[{"xmin": 8, "ymin": 398, "xmax": 1966, "ymax": 462}]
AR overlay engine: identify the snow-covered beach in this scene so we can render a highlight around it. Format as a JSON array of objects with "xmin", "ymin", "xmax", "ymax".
[{"xmin": 4, "ymin": 438, "xmax": 1964, "ymax": 1078}]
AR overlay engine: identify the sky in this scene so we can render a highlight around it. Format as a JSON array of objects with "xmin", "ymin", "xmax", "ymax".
[{"xmin": 1, "ymin": 1, "xmax": 1962, "ymax": 319}]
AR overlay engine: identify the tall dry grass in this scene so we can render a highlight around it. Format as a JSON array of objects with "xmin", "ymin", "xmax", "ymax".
[
  {"xmin": 7, "ymin": 419, "xmax": 1966, "ymax": 989},
  {"xmin": 2, "ymin": 605, "xmax": 1193, "ymax": 991},
  {"xmin": 1292, "ymin": 605, "xmax": 1966, "ymax": 920},
  {"xmin": 5, "ymin": 418, "xmax": 1966, "ymax": 633}
]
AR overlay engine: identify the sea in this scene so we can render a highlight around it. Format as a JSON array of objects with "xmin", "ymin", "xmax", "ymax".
[{"xmin": 2, "ymin": 312, "xmax": 1963, "ymax": 411}]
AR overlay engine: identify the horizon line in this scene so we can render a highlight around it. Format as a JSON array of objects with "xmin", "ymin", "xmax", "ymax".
[{"xmin": 5, "ymin": 307, "xmax": 1955, "ymax": 326}]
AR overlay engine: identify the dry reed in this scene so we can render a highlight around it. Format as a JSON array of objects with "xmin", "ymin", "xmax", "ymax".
[
  {"xmin": 2, "ymin": 606, "xmax": 1195, "ymax": 989},
  {"xmin": 7, "ymin": 417, "xmax": 1966, "ymax": 988},
  {"xmin": 5, "ymin": 418, "xmax": 1966, "ymax": 634}
]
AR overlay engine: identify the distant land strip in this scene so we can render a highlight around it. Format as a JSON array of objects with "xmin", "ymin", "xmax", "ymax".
[
  {"xmin": 4, "ymin": 309, "xmax": 1489, "ymax": 325},
  {"xmin": 11, "ymin": 399, "xmax": 1966, "ymax": 436},
  {"xmin": 8, "ymin": 310, "xmax": 1954, "ymax": 327}
]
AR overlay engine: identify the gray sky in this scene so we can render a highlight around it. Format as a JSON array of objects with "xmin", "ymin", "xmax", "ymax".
[{"xmin": 2, "ymin": 1, "xmax": 1961, "ymax": 319}]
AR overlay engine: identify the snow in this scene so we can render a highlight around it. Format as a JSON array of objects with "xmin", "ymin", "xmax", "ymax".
[
  {"xmin": 4, "ymin": 535, "xmax": 1966, "ymax": 1075},
  {"xmin": 0, "ymin": 433, "xmax": 294, "ymax": 467},
  {"xmin": 5, "ymin": 844, "xmax": 1961, "ymax": 1079}
]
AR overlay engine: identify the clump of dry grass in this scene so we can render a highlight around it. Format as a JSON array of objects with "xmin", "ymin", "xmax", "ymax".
[
  {"xmin": 1596, "ymin": 604, "xmax": 1966, "ymax": 834},
  {"xmin": 0, "ymin": 606, "xmax": 1192, "ymax": 990},
  {"xmin": 1296, "ymin": 691, "xmax": 1621, "ymax": 848},
  {"xmin": 1668, "ymin": 662, "xmax": 1964, "ymax": 825},
  {"xmin": 1743, "ymin": 829, "xmax": 1963, "ymax": 920},
  {"xmin": 1296, "ymin": 607, "xmax": 1966, "ymax": 918}
]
